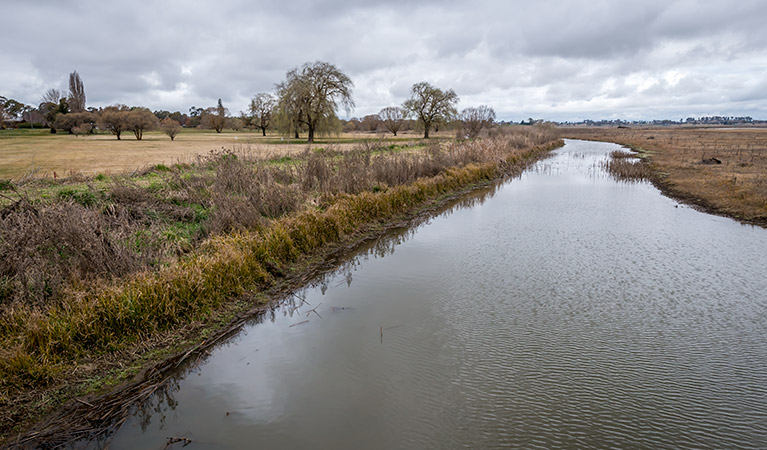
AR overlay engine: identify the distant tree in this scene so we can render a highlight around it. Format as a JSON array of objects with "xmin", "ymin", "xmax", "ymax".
[
  {"xmin": 201, "ymin": 99, "xmax": 228, "ymax": 133},
  {"xmin": 460, "ymin": 105, "xmax": 496, "ymax": 138},
  {"xmin": 0, "ymin": 96, "xmax": 7, "ymax": 128},
  {"xmin": 360, "ymin": 114, "xmax": 381, "ymax": 132},
  {"xmin": 153, "ymin": 110, "xmax": 171, "ymax": 120},
  {"xmin": 100, "ymin": 105, "xmax": 130, "ymax": 140},
  {"xmin": 342, "ymin": 117, "xmax": 360, "ymax": 132},
  {"xmin": 72, "ymin": 123, "xmax": 92, "ymax": 137},
  {"xmin": 0, "ymin": 98, "xmax": 25, "ymax": 122},
  {"xmin": 54, "ymin": 111, "xmax": 97, "ymax": 134},
  {"xmin": 125, "ymin": 108, "xmax": 159, "ymax": 140},
  {"xmin": 378, "ymin": 106, "xmax": 408, "ymax": 136},
  {"xmin": 161, "ymin": 117, "xmax": 181, "ymax": 141},
  {"xmin": 228, "ymin": 117, "xmax": 244, "ymax": 131},
  {"xmin": 403, "ymin": 82, "xmax": 458, "ymax": 138},
  {"xmin": 68, "ymin": 71, "xmax": 86, "ymax": 113},
  {"xmin": 249, "ymin": 93, "xmax": 276, "ymax": 136},
  {"xmin": 41, "ymin": 88, "xmax": 63, "ymax": 105},
  {"xmin": 275, "ymin": 61, "xmax": 354, "ymax": 143}
]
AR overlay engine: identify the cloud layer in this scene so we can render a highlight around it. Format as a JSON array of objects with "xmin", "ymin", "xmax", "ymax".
[{"xmin": 4, "ymin": 0, "xmax": 766, "ymax": 121}]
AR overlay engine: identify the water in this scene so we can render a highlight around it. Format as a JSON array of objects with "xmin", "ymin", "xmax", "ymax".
[{"xmin": 105, "ymin": 140, "xmax": 767, "ymax": 449}]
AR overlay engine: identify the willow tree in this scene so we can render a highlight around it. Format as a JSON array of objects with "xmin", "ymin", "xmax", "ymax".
[
  {"xmin": 378, "ymin": 106, "xmax": 408, "ymax": 136},
  {"xmin": 403, "ymin": 82, "xmax": 458, "ymax": 138},
  {"xmin": 275, "ymin": 61, "xmax": 354, "ymax": 143}
]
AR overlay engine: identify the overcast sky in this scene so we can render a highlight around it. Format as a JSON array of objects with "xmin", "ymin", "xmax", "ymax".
[{"xmin": 3, "ymin": 0, "xmax": 766, "ymax": 122}]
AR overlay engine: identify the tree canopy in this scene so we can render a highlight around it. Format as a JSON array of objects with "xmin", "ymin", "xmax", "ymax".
[
  {"xmin": 249, "ymin": 93, "xmax": 276, "ymax": 136},
  {"xmin": 276, "ymin": 61, "xmax": 354, "ymax": 143},
  {"xmin": 403, "ymin": 82, "xmax": 458, "ymax": 138}
]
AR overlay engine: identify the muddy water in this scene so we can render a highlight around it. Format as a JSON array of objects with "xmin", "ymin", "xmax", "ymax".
[{"xmin": 104, "ymin": 140, "xmax": 767, "ymax": 449}]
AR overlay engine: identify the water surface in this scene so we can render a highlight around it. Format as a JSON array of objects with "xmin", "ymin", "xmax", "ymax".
[{"xmin": 106, "ymin": 139, "xmax": 767, "ymax": 449}]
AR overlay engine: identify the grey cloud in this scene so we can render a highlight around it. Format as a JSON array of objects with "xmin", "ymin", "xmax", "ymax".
[{"xmin": 2, "ymin": 0, "xmax": 767, "ymax": 121}]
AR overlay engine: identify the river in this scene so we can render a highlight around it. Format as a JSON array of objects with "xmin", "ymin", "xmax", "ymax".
[{"xmin": 101, "ymin": 139, "xmax": 767, "ymax": 449}]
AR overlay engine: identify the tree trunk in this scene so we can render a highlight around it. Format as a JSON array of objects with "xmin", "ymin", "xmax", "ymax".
[
  {"xmin": 307, "ymin": 126, "xmax": 315, "ymax": 143},
  {"xmin": 294, "ymin": 129, "xmax": 299, "ymax": 139},
  {"xmin": 423, "ymin": 127, "xmax": 430, "ymax": 139},
  {"xmin": 261, "ymin": 127, "xmax": 266, "ymax": 136}
]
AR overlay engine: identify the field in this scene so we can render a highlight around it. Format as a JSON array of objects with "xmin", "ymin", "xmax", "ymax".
[
  {"xmin": 562, "ymin": 126, "xmax": 767, "ymax": 226},
  {"xmin": 0, "ymin": 129, "xmax": 439, "ymax": 179}
]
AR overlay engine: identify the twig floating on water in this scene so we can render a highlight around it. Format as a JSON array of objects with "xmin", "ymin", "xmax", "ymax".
[
  {"xmin": 164, "ymin": 436, "xmax": 192, "ymax": 448},
  {"xmin": 289, "ymin": 320, "xmax": 310, "ymax": 327},
  {"xmin": 306, "ymin": 302, "xmax": 323, "ymax": 319}
]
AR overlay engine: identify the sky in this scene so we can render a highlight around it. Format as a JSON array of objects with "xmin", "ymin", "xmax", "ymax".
[{"xmin": 3, "ymin": 0, "xmax": 767, "ymax": 122}]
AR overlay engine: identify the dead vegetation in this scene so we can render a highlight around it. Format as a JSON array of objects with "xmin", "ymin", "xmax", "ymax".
[
  {"xmin": 601, "ymin": 150, "xmax": 653, "ymax": 182},
  {"xmin": 0, "ymin": 125, "xmax": 561, "ymax": 443},
  {"xmin": 563, "ymin": 127, "xmax": 767, "ymax": 225}
]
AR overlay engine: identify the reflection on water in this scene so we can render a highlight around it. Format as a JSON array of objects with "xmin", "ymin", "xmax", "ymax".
[{"xmin": 101, "ymin": 139, "xmax": 767, "ymax": 449}]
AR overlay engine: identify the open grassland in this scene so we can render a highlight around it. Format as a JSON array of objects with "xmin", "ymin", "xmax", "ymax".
[
  {"xmin": 562, "ymin": 127, "xmax": 767, "ymax": 226},
  {"xmin": 0, "ymin": 125, "xmax": 561, "ymax": 445},
  {"xmin": 0, "ymin": 129, "xmax": 445, "ymax": 179}
]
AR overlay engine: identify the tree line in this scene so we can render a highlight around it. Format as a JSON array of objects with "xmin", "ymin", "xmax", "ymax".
[{"xmin": 1, "ymin": 63, "xmax": 497, "ymax": 142}]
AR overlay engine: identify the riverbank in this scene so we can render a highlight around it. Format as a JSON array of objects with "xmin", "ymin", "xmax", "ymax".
[
  {"xmin": 561, "ymin": 127, "xmax": 767, "ymax": 227},
  {"xmin": 1, "ymin": 126, "xmax": 562, "ymax": 446}
]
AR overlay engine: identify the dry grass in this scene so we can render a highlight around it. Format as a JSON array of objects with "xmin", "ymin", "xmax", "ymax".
[
  {"xmin": 0, "ymin": 125, "xmax": 562, "ymax": 442},
  {"xmin": 0, "ymin": 129, "xmax": 446, "ymax": 179},
  {"xmin": 563, "ymin": 126, "xmax": 767, "ymax": 225}
]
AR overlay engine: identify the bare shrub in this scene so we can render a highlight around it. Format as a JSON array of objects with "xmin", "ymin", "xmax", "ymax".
[
  {"xmin": 161, "ymin": 117, "xmax": 181, "ymax": 141},
  {"xmin": 0, "ymin": 202, "xmax": 143, "ymax": 305},
  {"xmin": 207, "ymin": 152, "xmax": 303, "ymax": 233}
]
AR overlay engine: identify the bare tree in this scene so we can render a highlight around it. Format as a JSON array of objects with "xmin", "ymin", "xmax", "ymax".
[
  {"xmin": 161, "ymin": 117, "xmax": 181, "ymax": 141},
  {"xmin": 54, "ymin": 112, "xmax": 97, "ymax": 134},
  {"xmin": 100, "ymin": 105, "xmax": 130, "ymax": 140},
  {"xmin": 360, "ymin": 114, "xmax": 381, "ymax": 132},
  {"xmin": 378, "ymin": 106, "xmax": 408, "ymax": 136},
  {"xmin": 68, "ymin": 71, "xmax": 86, "ymax": 113},
  {"xmin": 228, "ymin": 117, "xmax": 244, "ymax": 131},
  {"xmin": 201, "ymin": 99, "xmax": 228, "ymax": 133},
  {"xmin": 460, "ymin": 105, "xmax": 496, "ymax": 138},
  {"xmin": 249, "ymin": 93, "xmax": 276, "ymax": 136},
  {"xmin": 126, "ymin": 108, "xmax": 159, "ymax": 140},
  {"xmin": 276, "ymin": 61, "xmax": 354, "ymax": 143},
  {"xmin": 403, "ymin": 82, "xmax": 458, "ymax": 138},
  {"xmin": 41, "ymin": 88, "xmax": 62, "ymax": 105}
]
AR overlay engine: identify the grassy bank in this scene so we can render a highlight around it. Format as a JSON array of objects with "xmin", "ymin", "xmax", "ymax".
[
  {"xmin": 1, "ymin": 125, "xmax": 561, "ymax": 443},
  {"xmin": 563, "ymin": 127, "xmax": 767, "ymax": 226}
]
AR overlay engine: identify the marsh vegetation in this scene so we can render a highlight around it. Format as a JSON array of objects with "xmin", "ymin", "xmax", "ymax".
[{"xmin": 563, "ymin": 127, "xmax": 767, "ymax": 225}]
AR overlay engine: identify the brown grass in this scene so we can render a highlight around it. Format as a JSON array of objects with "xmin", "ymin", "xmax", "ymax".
[
  {"xmin": 563, "ymin": 126, "xmax": 767, "ymax": 225},
  {"xmin": 0, "ymin": 129, "xmax": 451, "ymax": 179}
]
